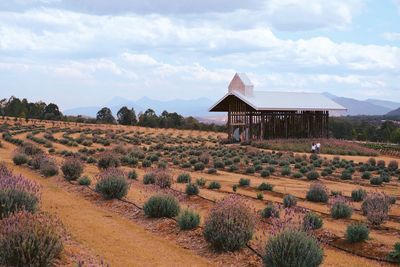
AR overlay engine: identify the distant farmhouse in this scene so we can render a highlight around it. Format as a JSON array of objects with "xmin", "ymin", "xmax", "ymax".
[{"xmin": 209, "ymin": 73, "xmax": 346, "ymax": 141}]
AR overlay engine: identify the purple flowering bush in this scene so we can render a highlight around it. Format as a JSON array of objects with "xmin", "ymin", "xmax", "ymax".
[
  {"xmin": 0, "ymin": 164, "xmax": 41, "ymax": 218},
  {"xmin": 203, "ymin": 195, "xmax": 255, "ymax": 251},
  {"xmin": 0, "ymin": 211, "xmax": 64, "ymax": 266},
  {"xmin": 361, "ymin": 192, "xmax": 392, "ymax": 226}
]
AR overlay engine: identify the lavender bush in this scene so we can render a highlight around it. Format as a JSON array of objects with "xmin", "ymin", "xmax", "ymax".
[
  {"xmin": 61, "ymin": 157, "xmax": 84, "ymax": 181},
  {"xmin": 0, "ymin": 164, "xmax": 41, "ymax": 218},
  {"xmin": 329, "ymin": 195, "xmax": 353, "ymax": 219},
  {"xmin": 203, "ymin": 195, "xmax": 255, "ymax": 251},
  {"xmin": 95, "ymin": 168, "xmax": 129, "ymax": 199},
  {"xmin": 0, "ymin": 211, "xmax": 63, "ymax": 266},
  {"xmin": 361, "ymin": 192, "xmax": 392, "ymax": 226},
  {"xmin": 263, "ymin": 229, "xmax": 323, "ymax": 267}
]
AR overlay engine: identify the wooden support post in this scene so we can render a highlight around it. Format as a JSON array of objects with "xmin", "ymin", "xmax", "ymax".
[
  {"xmin": 227, "ymin": 110, "xmax": 232, "ymax": 139},
  {"xmin": 249, "ymin": 111, "xmax": 253, "ymax": 140}
]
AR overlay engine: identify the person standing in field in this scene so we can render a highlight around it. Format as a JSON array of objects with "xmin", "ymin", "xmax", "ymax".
[
  {"xmin": 311, "ymin": 143, "xmax": 316, "ymax": 153},
  {"xmin": 316, "ymin": 142, "xmax": 321, "ymax": 153}
]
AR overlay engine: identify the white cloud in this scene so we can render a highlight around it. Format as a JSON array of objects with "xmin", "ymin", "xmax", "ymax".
[
  {"xmin": 0, "ymin": 4, "xmax": 399, "ymax": 106},
  {"xmin": 383, "ymin": 32, "xmax": 400, "ymax": 41}
]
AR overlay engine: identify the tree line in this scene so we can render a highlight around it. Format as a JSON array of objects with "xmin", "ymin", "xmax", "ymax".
[
  {"xmin": 330, "ymin": 116, "xmax": 400, "ymax": 144},
  {"xmin": 0, "ymin": 96, "xmax": 225, "ymax": 132},
  {"xmin": 95, "ymin": 106, "xmax": 225, "ymax": 132}
]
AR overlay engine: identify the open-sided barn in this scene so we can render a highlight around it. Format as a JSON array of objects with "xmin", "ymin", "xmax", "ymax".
[{"xmin": 209, "ymin": 73, "xmax": 346, "ymax": 140}]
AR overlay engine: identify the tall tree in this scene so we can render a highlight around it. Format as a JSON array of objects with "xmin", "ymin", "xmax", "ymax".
[
  {"xmin": 138, "ymin": 109, "xmax": 159, "ymax": 128},
  {"xmin": 96, "ymin": 107, "xmax": 115, "ymax": 124},
  {"xmin": 117, "ymin": 106, "xmax": 137, "ymax": 125},
  {"xmin": 43, "ymin": 103, "xmax": 62, "ymax": 120}
]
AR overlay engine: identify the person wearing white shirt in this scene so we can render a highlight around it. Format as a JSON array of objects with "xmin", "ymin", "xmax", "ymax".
[{"xmin": 316, "ymin": 143, "xmax": 321, "ymax": 153}]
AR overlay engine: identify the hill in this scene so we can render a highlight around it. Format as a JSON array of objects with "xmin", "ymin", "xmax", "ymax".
[
  {"xmin": 386, "ymin": 107, "xmax": 400, "ymax": 117},
  {"xmin": 322, "ymin": 93, "xmax": 393, "ymax": 116}
]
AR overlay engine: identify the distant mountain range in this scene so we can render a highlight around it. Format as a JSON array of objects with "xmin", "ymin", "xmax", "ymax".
[
  {"xmin": 64, "ymin": 96, "xmax": 215, "ymax": 118},
  {"xmin": 63, "ymin": 93, "xmax": 400, "ymax": 121},
  {"xmin": 322, "ymin": 93, "xmax": 400, "ymax": 116}
]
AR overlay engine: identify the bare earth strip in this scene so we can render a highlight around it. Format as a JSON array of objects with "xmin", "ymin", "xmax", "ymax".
[{"xmin": 0, "ymin": 143, "xmax": 212, "ymax": 267}]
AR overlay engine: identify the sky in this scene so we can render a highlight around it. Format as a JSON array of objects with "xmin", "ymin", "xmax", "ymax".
[{"xmin": 0, "ymin": 0, "xmax": 400, "ymax": 110}]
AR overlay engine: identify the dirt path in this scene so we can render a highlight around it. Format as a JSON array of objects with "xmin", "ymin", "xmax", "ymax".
[{"xmin": 0, "ymin": 143, "xmax": 212, "ymax": 267}]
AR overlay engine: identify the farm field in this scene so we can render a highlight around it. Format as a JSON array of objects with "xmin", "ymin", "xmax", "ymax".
[{"xmin": 1, "ymin": 117, "xmax": 400, "ymax": 266}]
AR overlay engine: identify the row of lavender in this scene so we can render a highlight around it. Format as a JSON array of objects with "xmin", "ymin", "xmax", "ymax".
[{"xmin": 0, "ymin": 164, "xmax": 64, "ymax": 266}]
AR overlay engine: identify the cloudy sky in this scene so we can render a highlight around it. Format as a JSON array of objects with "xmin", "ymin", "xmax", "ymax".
[{"xmin": 0, "ymin": 0, "xmax": 399, "ymax": 110}]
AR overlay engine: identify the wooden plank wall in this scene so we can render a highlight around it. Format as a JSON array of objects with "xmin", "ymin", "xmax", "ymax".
[{"xmin": 227, "ymin": 97, "xmax": 329, "ymax": 140}]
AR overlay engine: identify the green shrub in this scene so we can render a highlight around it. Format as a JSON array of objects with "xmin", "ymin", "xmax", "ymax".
[
  {"xmin": 261, "ymin": 204, "xmax": 280, "ymax": 218},
  {"xmin": 95, "ymin": 168, "xmax": 129, "ymax": 199},
  {"xmin": 177, "ymin": 173, "xmax": 191, "ymax": 183},
  {"xmin": 258, "ymin": 182, "xmax": 273, "ymax": 191},
  {"xmin": 143, "ymin": 194, "xmax": 180, "ymax": 218},
  {"xmin": 154, "ymin": 170, "xmax": 173, "ymax": 188},
  {"xmin": 341, "ymin": 170, "xmax": 352, "ymax": 180},
  {"xmin": 293, "ymin": 172, "xmax": 303, "ymax": 178},
  {"xmin": 232, "ymin": 184, "xmax": 238, "ymax": 192},
  {"xmin": 128, "ymin": 170, "xmax": 137, "ymax": 180},
  {"xmin": 263, "ymin": 229, "xmax": 323, "ymax": 267},
  {"xmin": 307, "ymin": 171, "xmax": 320, "ymax": 180},
  {"xmin": 330, "ymin": 196, "xmax": 352, "ymax": 219},
  {"xmin": 195, "ymin": 177, "xmax": 206, "ymax": 187},
  {"xmin": 185, "ymin": 183, "xmax": 199, "ymax": 196},
  {"xmin": 214, "ymin": 161, "xmax": 225, "ymax": 169},
  {"xmin": 281, "ymin": 166, "xmax": 291, "ymax": 176},
  {"xmin": 283, "ymin": 194, "xmax": 297, "ymax": 208},
  {"xmin": 303, "ymin": 212, "xmax": 323, "ymax": 230},
  {"xmin": 299, "ymin": 166, "xmax": 308, "ymax": 174},
  {"xmin": 261, "ymin": 169, "xmax": 270, "ymax": 178},
  {"xmin": 239, "ymin": 178, "xmax": 250, "ymax": 187},
  {"xmin": 207, "ymin": 168, "xmax": 217, "ymax": 174},
  {"xmin": 306, "ymin": 183, "xmax": 329, "ymax": 203},
  {"xmin": 246, "ymin": 166, "xmax": 255, "ymax": 174},
  {"xmin": 370, "ymin": 176, "xmax": 383, "ymax": 185},
  {"xmin": 0, "ymin": 211, "xmax": 63, "ymax": 267},
  {"xmin": 142, "ymin": 159, "xmax": 152, "ymax": 168},
  {"xmin": 177, "ymin": 209, "xmax": 200, "ymax": 230},
  {"xmin": 388, "ymin": 242, "xmax": 400, "ymax": 262},
  {"xmin": 351, "ymin": 188, "xmax": 366, "ymax": 202},
  {"xmin": 361, "ymin": 171, "xmax": 371, "ymax": 179},
  {"xmin": 78, "ymin": 176, "xmax": 91, "ymax": 186},
  {"xmin": 12, "ymin": 153, "xmax": 28, "ymax": 165},
  {"xmin": 39, "ymin": 159, "xmax": 59, "ymax": 177},
  {"xmin": 0, "ymin": 189, "xmax": 39, "ymax": 219},
  {"xmin": 204, "ymin": 196, "xmax": 255, "ymax": 251},
  {"xmin": 207, "ymin": 181, "xmax": 221, "ymax": 190},
  {"xmin": 257, "ymin": 192, "xmax": 264, "ymax": 200},
  {"xmin": 61, "ymin": 157, "xmax": 83, "ymax": 181},
  {"xmin": 194, "ymin": 162, "xmax": 205, "ymax": 171},
  {"xmin": 346, "ymin": 223, "xmax": 369, "ymax": 243},
  {"xmin": 380, "ymin": 172, "xmax": 391, "ymax": 183},
  {"xmin": 143, "ymin": 172, "xmax": 156, "ymax": 184},
  {"xmin": 97, "ymin": 153, "xmax": 120, "ymax": 169}
]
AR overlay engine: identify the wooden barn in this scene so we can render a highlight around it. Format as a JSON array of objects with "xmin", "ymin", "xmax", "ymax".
[{"xmin": 209, "ymin": 73, "xmax": 346, "ymax": 141}]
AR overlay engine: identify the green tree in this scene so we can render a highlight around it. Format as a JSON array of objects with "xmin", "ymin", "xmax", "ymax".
[
  {"xmin": 117, "ymin": 106, "xmax": 137, "ymax": 125},
  {"xmin": 138, "ymin": 109, "xmax": 159, "ymax": 127},
  {"xmin": 96, "ymin": 107, "xmax": 115, "ymax": 124},
  {"xmin": 43, "ymin": 103, "xmax": 62, "ymax": 120},
  {"xmin": 391, "ymin": 128, "xmax": 400, "ymax": 144}
]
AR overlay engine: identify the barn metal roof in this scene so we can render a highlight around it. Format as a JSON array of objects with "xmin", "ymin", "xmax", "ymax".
[{"xmin": 209, "ymin": 90, "xmax": 347, "ymax": 112}]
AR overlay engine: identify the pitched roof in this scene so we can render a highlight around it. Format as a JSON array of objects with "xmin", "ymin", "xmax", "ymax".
[
  {"xmin": 209, "ymin": 90, "xmax": 347, "ymax": 112},
  {"xmin": 236, "ymin": 73, "xmax": 253, "ymax": 86}
]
